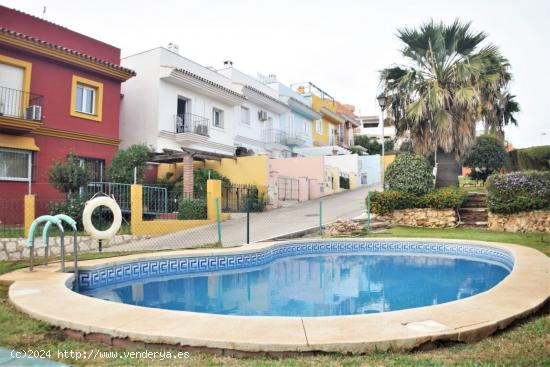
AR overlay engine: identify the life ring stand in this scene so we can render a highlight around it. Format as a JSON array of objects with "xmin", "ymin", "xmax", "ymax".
[{"xmin": 83, "ymin": 196, "xmax": 122, "ymax": 240}]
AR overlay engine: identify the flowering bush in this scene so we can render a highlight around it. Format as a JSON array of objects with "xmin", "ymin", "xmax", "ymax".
[
  {"xmin": 368, "ymin": 188, "xmax": 466, "ymax": 215},
  {"xmin": 486, "ymin": 171, "xmax": 550, "ymax": 214}
]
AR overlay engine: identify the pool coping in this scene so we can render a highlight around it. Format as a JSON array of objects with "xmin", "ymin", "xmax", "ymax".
[{"xmin": 1, "ymin": 238, "xmax": 549, "ymax": 354}]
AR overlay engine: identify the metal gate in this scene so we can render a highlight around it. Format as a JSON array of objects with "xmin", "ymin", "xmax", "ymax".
[
  {"xmin": 222, "ymin": 183, "xmax": 257, "ymax": 212},
  {"xmin": 277, "ymin": 176, "xmax": 299, "ymax": 201}
]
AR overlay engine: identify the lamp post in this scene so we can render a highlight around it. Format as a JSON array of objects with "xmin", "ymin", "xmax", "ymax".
[{"xmin": 377, "ymin": 93, "xmax": 387, "ymax": 190}]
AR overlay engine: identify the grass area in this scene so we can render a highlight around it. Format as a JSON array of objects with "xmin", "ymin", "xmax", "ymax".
[
  {"xmin": 0, "ymin": 228, "xmax": 548, "ymax": 366},
  {"xmin": 365, "ymin": 226, "xmax": 550, "ymax": 256},
  {"xmin": 459, "ymin": 176, "xmax": 487, "ymax": 193}
]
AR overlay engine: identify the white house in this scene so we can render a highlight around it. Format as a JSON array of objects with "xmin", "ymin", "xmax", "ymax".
[
  {"xmin": 355, "ymin": 115, "xmax": 396, "ymax": 141},
  {"xmin": 216, "ymin": 66, "xmax": 291, "ymax": 158},
  {"xmin": 120, "ymin": 47, "xmax": 246, "ymax": 157}
]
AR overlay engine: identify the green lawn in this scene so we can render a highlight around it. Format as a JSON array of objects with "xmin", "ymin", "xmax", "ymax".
[
  {"xmin": 458, "ymin": 176, "xmax": 487, "ymax": 193},
  {"xmin": 0, "ymin": 227, "xmax": 548, "ymax": 366}
]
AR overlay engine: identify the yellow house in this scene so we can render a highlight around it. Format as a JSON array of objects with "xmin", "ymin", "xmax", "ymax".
[{"xmin": 310, "ymin": 94, "xmax": 346, "ymax": 147}]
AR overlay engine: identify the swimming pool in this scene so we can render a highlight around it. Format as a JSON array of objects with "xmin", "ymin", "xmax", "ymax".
[
  {"xmin": 78, "ymin": 240, "xmax": 514, "ymax": 317},
  {"xmin": 6, "ymin": 238, "xmax": 548, "ymax": 354}
]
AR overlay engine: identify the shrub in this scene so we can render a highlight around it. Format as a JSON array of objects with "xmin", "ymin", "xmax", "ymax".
[
  {"xmin": 247, "ymin": 187, "xmax": 268, "ymax": 212},
  {"xmin": 508, "ymin": 145, "xmax": 550, "ymax": 171},
  {"xmin": 424, "ymin": 187, "xmax": 467, "ymax": 209},
  {"xmin": 384, "ymin": 153, "xmax": 433, "ymax": 195},
  {"xmin": 106, "ymin": 144, "xmax": 153, "ymax": 184},
  {"xmin": 486, "ymin": 171, "xmax": 550, "ymax": 214},
  {"xmin": 48, "ymin": 195, "xmax": 87, "ymax": 230},
  {"xmin": 368, "ymin": 188, "xmax": 466, "ymax": 215},
  {"xmin": 177, "ymin": 198, "xmax": 207, "ymax": 220},
  {"xmin": 462, "ymin": 135, "xmax": 508, "ymax": 181},
  {"xmin": 47, "ymin": 153, "xmax": 93, "ymax": 195}
]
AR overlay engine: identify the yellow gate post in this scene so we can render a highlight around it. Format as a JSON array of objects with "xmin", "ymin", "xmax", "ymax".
[
  {"xmin": 207, "ymin": 179, "xmax": 222, "ymax": 220},
  {"xmin": 130, "ymin": 184, "xmax": 143, "ymax": 234},
  {"xmin": 24, "ymin": 194, "xmax": 35, "ymax": 237}
]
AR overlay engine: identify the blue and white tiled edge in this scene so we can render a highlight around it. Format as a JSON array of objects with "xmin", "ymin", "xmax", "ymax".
[{"xmin": 77, "ymin": 240, "xmax": 514, "ymax": 291}]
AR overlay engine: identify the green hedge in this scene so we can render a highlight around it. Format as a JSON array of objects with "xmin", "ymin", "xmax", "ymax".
[
  {"xmin": 486, "ymin": 171, "xmax": 550, "ymax": 214},
  {"xmin": 177, "ymin": 198, "xmax": 207, "ymax": 220},
  {"xmin": 385, "ymin": 153, "xmax": 434, "ymax": 195},
  {"xmin": 368, "ymin": 188, "xmax": 467, "ymax": 215},
  {"xmin": 508, "ymin": 145, "xmax": 550, "ymax": 171}
]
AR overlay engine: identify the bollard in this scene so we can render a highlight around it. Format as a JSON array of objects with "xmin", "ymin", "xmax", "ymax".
[
  {"xmin": 246, "ymin": 198, "xmax": 250, "ymax": 244},
  {"xmin": 319, "ymin": 199, "xmax": 323, "ymax": 236},
  {"xmin": 215, "ymin": 197, "xmax": 222, "ymax": 245},
  {"xmin": 367, "ymin": 191, "xmax": 371, "ymax": 233}
]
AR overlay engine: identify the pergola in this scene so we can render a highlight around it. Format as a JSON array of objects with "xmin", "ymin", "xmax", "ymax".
[{"xmin": 150, "ymin": 148, "xmax": 235, "ymax": 197}]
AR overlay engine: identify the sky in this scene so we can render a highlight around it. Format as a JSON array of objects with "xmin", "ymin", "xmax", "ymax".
[{"xmin": 2, "ymin": 0, "xmax": 549, "ymax": 148}]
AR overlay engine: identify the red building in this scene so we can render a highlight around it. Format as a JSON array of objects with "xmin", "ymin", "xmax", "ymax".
[{"xmin": 0, "ymin": 6, "xmax": 134, "ymax": 224}]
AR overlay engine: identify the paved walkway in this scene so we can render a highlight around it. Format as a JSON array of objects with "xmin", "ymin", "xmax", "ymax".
[{"xmin": 110, "ymin": 185, "xmax": 375, "ymax": 251}]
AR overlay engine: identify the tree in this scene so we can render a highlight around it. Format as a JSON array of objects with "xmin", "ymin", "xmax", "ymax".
[
  {"xmin": 380, "ymin": 20, "xmax": 519, "ymax": 187},
  {"xmin": 463, "ymin": 135, "xmax": 508, "ymax": 181},
  {"xmin": 47, "ymin": 152, "xmax": 93, "ymax": 196},
  {"xmin": 106, "ymin": 144, "xmax": 153, "ymax": 183},
  {"xmin": 354, "ymin": 135, "xmax": 393, "ymax": 155}
]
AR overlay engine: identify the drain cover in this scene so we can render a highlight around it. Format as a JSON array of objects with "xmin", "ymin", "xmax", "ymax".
[{"xmin": 404, "ymin": 320, "xmax": 450, "ymax": 333}]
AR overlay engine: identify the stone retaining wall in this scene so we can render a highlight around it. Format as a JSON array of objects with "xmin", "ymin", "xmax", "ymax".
[
  {"xmin": 379, "ymin": 208, "xmax": 457, "ymax": 228},
  {"xmin": 488, "ymin": 210, "xmax": 550, "ymax": 233},
  {"xmin": 0, "ymin": 234, "xmax": 151, "ymax": 261}
]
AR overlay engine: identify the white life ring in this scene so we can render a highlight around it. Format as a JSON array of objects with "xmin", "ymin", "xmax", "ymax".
[{"xmin": 83, "ymin": 196, "xmax": 122, "ymax": 240}]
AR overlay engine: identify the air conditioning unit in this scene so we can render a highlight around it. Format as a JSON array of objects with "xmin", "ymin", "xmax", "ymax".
[
  {"xmin": 258, "ymin": 110, "xmax": 268, "ymax": 121},
  {"xmin": 25, "ymin": 105, "xmax": 42, "ymax": 121}
]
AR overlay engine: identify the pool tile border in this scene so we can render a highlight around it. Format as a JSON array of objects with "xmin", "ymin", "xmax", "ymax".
[{"xmin": 77, "ymin": 240, "xmax": 514, "ymax": 291}]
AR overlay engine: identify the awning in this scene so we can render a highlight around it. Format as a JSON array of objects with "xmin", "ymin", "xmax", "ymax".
[{"xmin": 0, "ymin": 133, "xmax": 40, "ymax": 151}]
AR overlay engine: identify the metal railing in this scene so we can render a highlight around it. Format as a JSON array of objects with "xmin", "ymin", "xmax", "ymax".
[
  {"xmin": 263, "ymin": 129, "xmax": 288, "ymax": 145},
  {"xmin": 174, "ymin": 113, "xmax": 209, "ymax": 136},
  {"xmin": 0, "ymin": 86, "xmax": 44, "ymax": 121}
]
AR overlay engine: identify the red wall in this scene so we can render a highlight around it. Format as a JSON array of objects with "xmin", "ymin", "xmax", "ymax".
[
  {"xmin": 1, "ymin": 47, "xmax": 121, "ymax": 139},
  {"xmin": 0, "ymin": 6, "xmax": 120, "ymax": 64},
  {"xmin": 0, "ymin": 6, "xmax": 128, "ymax": 224}
]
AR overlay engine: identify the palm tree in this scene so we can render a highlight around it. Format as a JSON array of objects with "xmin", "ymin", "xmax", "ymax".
[{"xmin": 380, "ymin": 20, "xmax": 518, "ymax": 187}]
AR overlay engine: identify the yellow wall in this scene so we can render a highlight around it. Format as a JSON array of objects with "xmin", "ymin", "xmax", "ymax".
[
  {"xmin": 310, "ymin": 95, "xmax": 343, "ymax": 146},
  {"xmin": 157, "ymin": 161, "xmax": 203, "ymax": 181},
  {"xmin": 24, "ymin": 194, "xmax": 35, "ymax": 237},
  {"xmin": 204, "ymin": 155, "xmax": 268, "ymax": 187},
  {"xmin": 383, "ymin": 154, "xmax": 396, "ymax": 171},
  {"xmin": 130, "ymin": 180, "xmax": 224, "ymax": 236}
]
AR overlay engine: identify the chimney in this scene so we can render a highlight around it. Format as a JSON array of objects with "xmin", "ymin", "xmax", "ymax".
[
  {"xmin": 268, "ymin": 74, "xmax": 277, "ymax": 82},
  {"xmin": 297, "ymin": 86, "xmax": 305, "ymax": 94},
  {"xmin": 167, "ymin": 43, "xmax": 179, "ymax": 54},
  {"xmin": 223, "ymin": 60, "xmax": 233, "ymax": 67}
]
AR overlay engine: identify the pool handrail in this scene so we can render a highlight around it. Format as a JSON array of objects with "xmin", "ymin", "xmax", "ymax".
[
  {"xmin": 42, "ymin": 214, "xmax": 78, "ymax": 273},
  {"xmin": 27, "ymin": 215, "xmax": 64, "ymax": 271}
]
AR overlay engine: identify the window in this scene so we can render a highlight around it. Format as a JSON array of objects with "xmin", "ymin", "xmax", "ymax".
[
  {"xmin": 75, "ymin": 84, "xmax": 96, "ymax": 114},
  {"xmin": 70, "ymin": 75, "xmax": 103, "ymax": 121},
  {"xmin": 241, "ymin": 106, "xmax": 250, "ymax": 125},
  {"xmin": 0, "ymin": 148, "xmax": 31, "ymax": 181},
  {"xmin": 77, "ymin": 156, "xmax": 105, "ymax": 182},
  {"xmin": 316, "ymin": 119, "xmax": 323, "ymax": 134},
  {"xmin": 212, "ymin": 108, "xmax": 224, "ymax": 128},
  {"xmin": 363, "ymin": 122, "xmax": 378, "ymax": 128}
]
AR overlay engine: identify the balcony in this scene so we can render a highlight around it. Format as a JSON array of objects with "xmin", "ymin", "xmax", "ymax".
[
  {"xmin": 174, "ymin": 113, "xmax": 209, "ymax": 137},
  {"xmin": 285, "ymin": 131, "xmax": 307, "ymax": 147},
  {"xmin": 0, "ymin": 86, "xmax": 44, "ymax": 133},
  {"xmin": 263, "ymin": 129, "xmax": 288, "ymax": 146}
]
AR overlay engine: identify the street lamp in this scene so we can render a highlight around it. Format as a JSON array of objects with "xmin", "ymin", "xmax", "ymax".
[{"xmin": 377, "ymin": 93, "xmax": 387, "ymax": 190}]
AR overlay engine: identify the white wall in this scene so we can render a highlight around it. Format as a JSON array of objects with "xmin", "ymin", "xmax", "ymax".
[
  {"xmin": 324, "ymin": 154, "xmax": 359, "ymax": 175},
  {"xmin": 120, "ymin": 48, "xmax": 162, "ymax": 149}
]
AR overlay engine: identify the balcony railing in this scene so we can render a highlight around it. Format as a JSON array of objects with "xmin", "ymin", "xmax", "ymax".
[
  {"xmin": 0, "ymin": 86, "xmax": 44, "ymax": 121},
  {"xmin": 263, "ymin": 129, "xmax": 288, "ymax": 145},
  {"xmin": 174, "ymin": 113, "xmax": 209, "ymax": 137}
]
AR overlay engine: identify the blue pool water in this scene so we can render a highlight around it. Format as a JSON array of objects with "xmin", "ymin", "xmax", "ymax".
[{"xmin": 83, "ymin": 253, "xmax": 510, "ymax": 317}]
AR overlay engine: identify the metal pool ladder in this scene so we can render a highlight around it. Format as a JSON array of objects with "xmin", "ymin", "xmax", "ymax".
[{"xmin": 27, "ymin": 214, "xmax": 80, "ymax": 291}]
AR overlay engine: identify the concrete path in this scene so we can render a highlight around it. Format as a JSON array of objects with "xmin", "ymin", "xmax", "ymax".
[{"xmin": 110, "ymin": 185, "xmax": 375, "ymax": 251}]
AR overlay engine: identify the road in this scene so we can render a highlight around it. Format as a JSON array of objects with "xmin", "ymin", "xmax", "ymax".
[{"xmin": 110, "ymin": 185, "xmax": 373, "ymax": 251}]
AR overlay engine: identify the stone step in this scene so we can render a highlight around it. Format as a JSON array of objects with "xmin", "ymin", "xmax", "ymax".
[
  {"xmin": 459, "ymin": 221, "xmax": 488, "ymax": 228},
  {"xmin": 459, "ymin": 214, "xmax": 488, "ymax": 222},
  {"xmin": 459, "ymin": 207, "xmax": 487, "ymax": 213}
]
